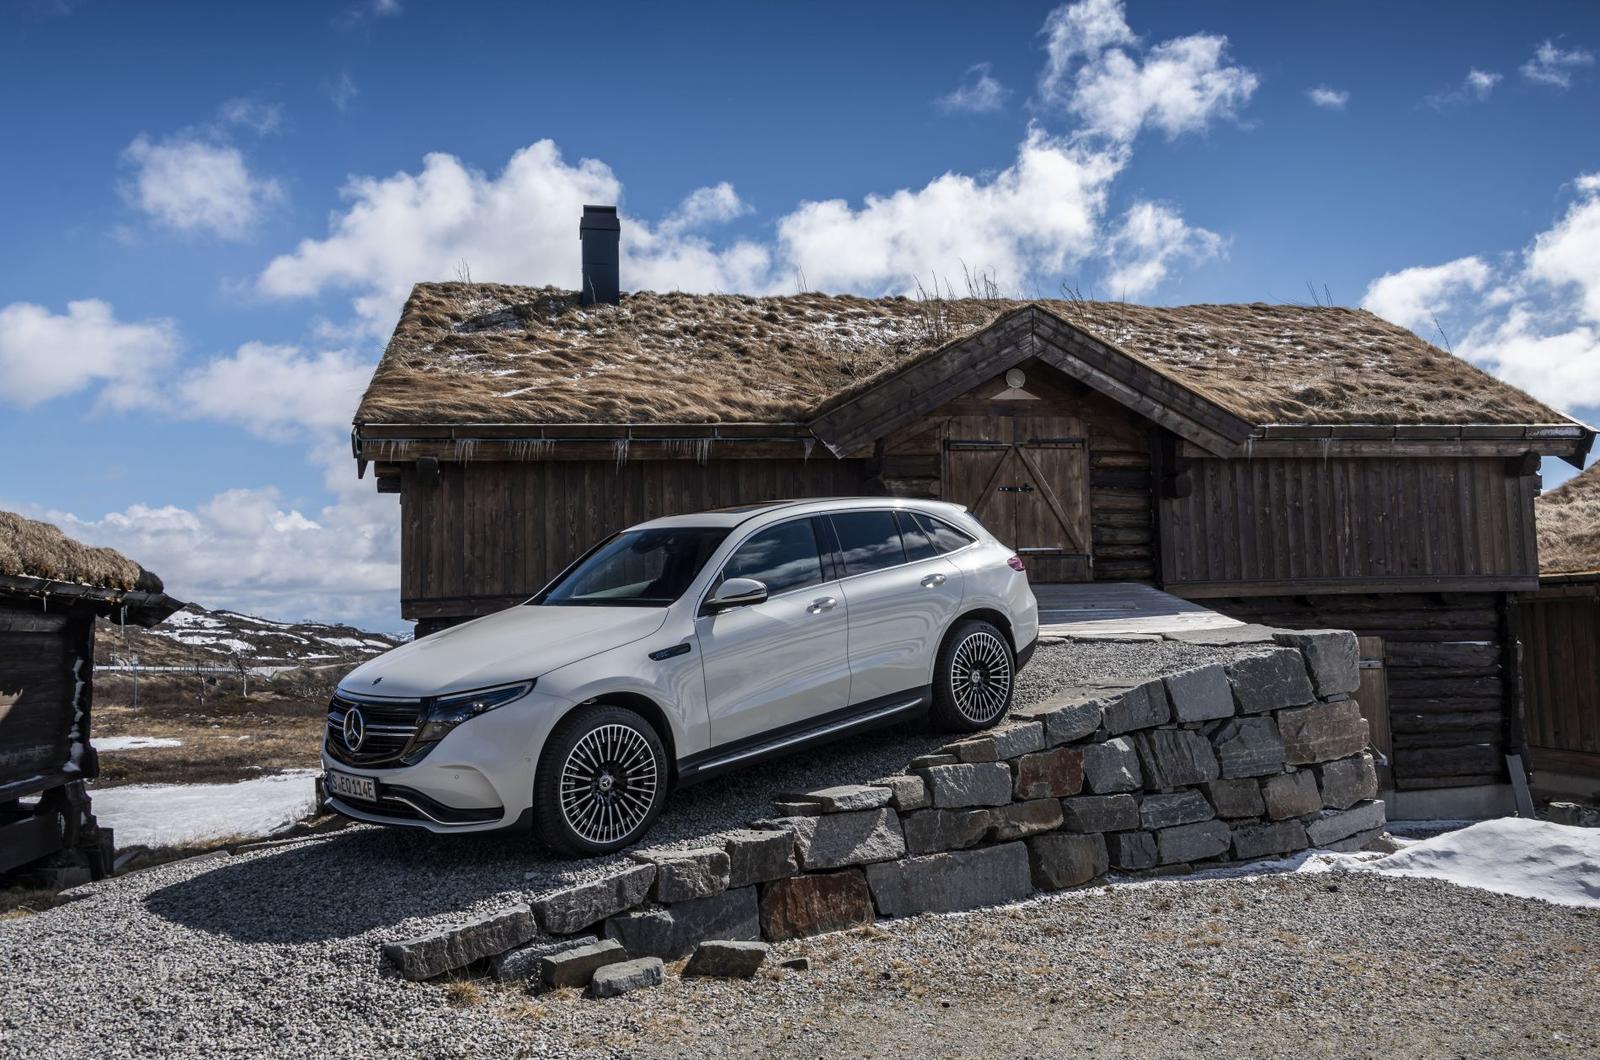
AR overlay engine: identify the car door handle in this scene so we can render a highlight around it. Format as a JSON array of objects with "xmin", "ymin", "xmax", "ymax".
[
  {"xmin": 921, "ymin": 573, "xmax": 947, "ymax": 588},
  {"xmin": 807, "ymin": 597, "xmax": 837, "ymax": 613}
]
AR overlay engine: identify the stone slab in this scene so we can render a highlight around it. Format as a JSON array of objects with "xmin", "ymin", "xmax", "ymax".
[
  {"xmin": 539, "ymin": 939, "xmax": 627, "ymax": 990},
  {"xmin": 603, "ymin": 887, "xmax": 759, "ymax": 960},
  {"xmin": 1139, "ymin": 790, "xmax": 1214, "ymax": 830},
  {"xmin": 873, "ymin": 774, "xmax": 931, "ymax": 812},
  {"xmin": 1209, "ymin": 717, "xmax": 1287, "ymax": 779},
  {"xmin": 632, "ymin": 847, "xmax": 730, "ymax": 903},
  {"xmin": 920, "ymin": 762, "xmax": 1014, "ymax": 808},
  {"xmin": 1082, "ymin": 737, "xmax": 1142, "ymax": 793},
  {"xmin": 587, "ymin": 957, "xmax": 664, "ymax": 999},
  {"xmin": 491, "ymin": 934, "xmax": 598, "ymax": 983},
  {"xmin": 1028, "ymin": 833, "xmax": 1109, "ymax": 889},
  {"xmin": 758, "ymin": 870, "xmax": 875, "ymax": 941},
  {"xmin": 1278, "ymin": 700, "xmax": 1369, "ymax": 765},
  {"xmin": 1261, "ymin": 771, "xmax": 1322, "ymax": 820},
  {"xmin": 1135, "ymin": 729, "xmax": 1220, "ymax": 789},
  {"xmin": 1231, "ymin": 819, "xmax": 1310, "ymax": 860},
  {"xmin": 1306, "ymin": 800, "xmax": 1387, "ymax": 847},
  {"xmin": 1013, "ymin": 746, "xmax": 1085, "ymax": 800},
  {"xmin": 683, "ymin": 939, "xmax": 769, "ymax": 979},
  {"xmin": 1206, "ymin": 777, "xmax": 1265, "ymax": 818},
  {"xmin": 865, "ymin": 842, "xmax": 1033, "ymax": 917},
  {"xmin": 1060, "ymin": 793, "xmax": 1139, "ymax": 833},
  {"xmin": 1316, "ymin": 753, "xmax": 1379, "ymax": 811},
  {"xmin": 1155, "ymin": 820, "xmax": 1232, "ymax": 865},
  {"xmin": 1106, "ymin": 830, "xmax": 1158, "ymax": 871},
  {"xmin": 791, "ymin": 808, "xmax": 905, "ymax": 871},
  {"xmin": 1164, "ymin": 664, "xmax": 1236, "ymax": 723},
  {"xmin": 1273, "ymin": 629, "xmax": 1361, "ymax": 697},
  {"xmin": 383, "ymin": 904, "xmax": 539, "ymax": 982},
  {"xmin": 722, "ymin": 828, "xmax": 799, "ymax": 889},
  {"xmin": 1102, "ymin": 682, "xmax": 1172, "ymax": 735},
  {"xmin": 987, "ymin": 799, "xmax": 1065, "ymax": 841},
  {"xmin": 532, "ymin": 865, "xmax": 656, "ymax": 936},
  {"xmin": 901, "ymin": 808, "xmax": 993, "ymax": 855},
  {"xmin": 1225, "ymin": 649, "xmax": 1316, "ymax": 714}
]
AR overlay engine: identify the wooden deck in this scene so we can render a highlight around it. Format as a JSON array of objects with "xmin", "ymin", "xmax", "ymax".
[{"xmin": 1034, "ymin": 581, "xmax": 1241, "ymax": 638}]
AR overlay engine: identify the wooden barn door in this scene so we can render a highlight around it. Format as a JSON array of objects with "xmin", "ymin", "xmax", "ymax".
[
  {"xmin": 944, "ymin": 414, "xmax": 1091, "ymax": 580},
  {"xmin": 1353, "ymin": 635, "xmax": 1394, "ymax": 789}
]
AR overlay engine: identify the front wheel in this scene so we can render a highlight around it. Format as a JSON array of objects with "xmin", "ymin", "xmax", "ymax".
[
  {"xmin": 533, "ymin": 703, "xmax": 668, "ymax": 857},
  {"xmin": 929, "ymin": 619, "xmax": 1015, "ymax": 732}
]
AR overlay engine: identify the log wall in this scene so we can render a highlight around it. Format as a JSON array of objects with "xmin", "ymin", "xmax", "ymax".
[
  {"xmin": 1215, "ymin": 593, "xmax": 1511, "ymax": 791},
  {"xmin": 1519, "ymin": 579, "xmax": 1600, "ymax": 777}
]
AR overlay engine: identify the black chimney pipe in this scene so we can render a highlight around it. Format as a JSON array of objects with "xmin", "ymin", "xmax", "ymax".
[{"xmin": 579, "ymin": 205, "xmax": 620, "ymax": 306}]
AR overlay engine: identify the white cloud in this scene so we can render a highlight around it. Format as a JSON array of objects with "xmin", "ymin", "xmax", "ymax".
[
  {"xmin": 174, "ymin": 342, "xmax": 374, "ymax": 439},
  {"xmin": 1525, "ymin": 173, "xmax": 1600, "ymax": 323},
  {"xmin": 0, "ymin": 299, "xmax": 178, "ymax": 408},
  {"xmin": 1360, "ymin": 257, "xmax": 1492, "ymax": 331},
  {"xmin": 937, "ymin": 63, "xmax": 1011, "ymax": 114},
  {"xmin": 1306, "ymin": 86, "xmax": 1349, "ymax": 110},
  {"xmin": 327, "ymin": 71, "xmax": 359, "ymax": 112},
  {"xmin": 1037, "ymin": 0, "xmax": 1257, "ymax": 142},
  {"xmin": 121, "ymin": 134, "xmax": 282, "ymax": 239},
  {"xmin": 660, "ymin": 182, "xmax": 752, "ymax": 233},
  {"xmin": 1427, "ymin": 68, "xmax": 1503, "ymax": 107},
  {"xmin": 335, "ymin": 0, "xmax": 401, "ymax": 29},
  {"xmin": 1103, "ymin": 201, "xmax": 1224, "ymax": 299},
  {"xmin": 218, "ymin": 98, "xmax": 284, "ymax": 135},
  {"xmin": 1521, "ymin": 40, "xmax": 1594, "ymax": 88}
]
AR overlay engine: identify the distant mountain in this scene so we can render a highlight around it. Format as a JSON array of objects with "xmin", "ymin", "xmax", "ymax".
[{"xmin": 96, "ymin": 603, "xmax": 409, "ymax": 671}]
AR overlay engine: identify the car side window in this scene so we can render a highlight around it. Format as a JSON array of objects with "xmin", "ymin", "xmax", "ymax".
[
  {"xmin": 722, "ymin": 519, "xmax": 826, "ymax": 596},
  {"xmin": 832, "ymin": 510, "xmax": 908, "ymax": 576},
  {"xmin": 897, "ymin": 510, "xmax": 939, "ymax": 562},
  {"xmin": 915, "ymin": 513, "xmax": 977, "ymax": 554}
]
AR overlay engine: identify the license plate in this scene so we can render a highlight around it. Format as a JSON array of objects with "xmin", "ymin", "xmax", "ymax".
[{"xmin": 325, "ymin": 769, "xmax": 376, "ymax": 802}]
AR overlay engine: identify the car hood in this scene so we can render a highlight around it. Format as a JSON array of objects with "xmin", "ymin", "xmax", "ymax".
[{"xmin": 338, "ymin": 605, "xmax": 670, "ymax": 699}]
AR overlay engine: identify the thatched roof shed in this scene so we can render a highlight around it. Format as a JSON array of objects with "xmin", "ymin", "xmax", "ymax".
[
  {"xmin": 1537, "ymin": 463, "xmax": 1600, "ymax": 577},
  {"xmin": 0, "ymin": 511, "xmax": 179, "ymax": 624}
]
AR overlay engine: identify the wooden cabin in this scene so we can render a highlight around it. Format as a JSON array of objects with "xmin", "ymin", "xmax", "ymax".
[
  {"xmin": 0, "ymin": 511, "xmax": 181, "ymax": 884},
  {"xmin": 1520, "ymin": 463, "xmax": 1600, "ymax": 795},
  {"xmin": 353, "ymin": 241, "xmax": 1594, "ymax": 811}
]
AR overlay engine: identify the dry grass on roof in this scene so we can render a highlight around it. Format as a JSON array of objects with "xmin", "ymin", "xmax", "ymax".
[
  {"xmin": 0, "ymin": 511, "xmax": 149, "ymax": 591},
  {"xmin": 1537, "ymin": 462, "xmax": 1600, "ymax": 575},
  {"xmin": 356, "ymin": 282, "xmax": 1570, "ymax": 428}
]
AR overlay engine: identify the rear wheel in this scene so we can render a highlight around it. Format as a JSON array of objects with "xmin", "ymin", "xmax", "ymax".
[
  {"xmin": 533, "ymin": 703, "xmax": 668, "ymax": 857},
  {"xmin": 929, "ymin": 619, "xmax": 1015, "ymax": 732}
]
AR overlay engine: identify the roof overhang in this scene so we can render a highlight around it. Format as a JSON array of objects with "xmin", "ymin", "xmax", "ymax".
[{"xmin": 0, "ymin": 574, "xmax": 184, "ymax": 627}]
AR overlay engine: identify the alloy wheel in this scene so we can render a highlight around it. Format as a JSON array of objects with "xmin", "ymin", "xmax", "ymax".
[
  {"xmin": 558, "ymin": 722, "xmax": 660, "ymax": 846},
  {"xmin": 949, "ymin": 630, "xmax": 1012, "ymax": 724}
]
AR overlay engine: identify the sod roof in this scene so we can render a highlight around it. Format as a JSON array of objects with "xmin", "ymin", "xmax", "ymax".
[
  {"xmin": 1537, "ymin": 462, "xmax": 1600, "ymax": 576},
  {"xmin": 0, "ymin": 510, "xmax": 159, "ymax": 592}
]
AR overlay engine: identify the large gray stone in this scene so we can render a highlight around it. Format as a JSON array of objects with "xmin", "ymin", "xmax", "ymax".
[
  {"xmin": 1225, "ymin": 649, "xmax": 1316, "ymax": 714},
  {"xmin": 1306, "ymin": 800, "xmax": 1387, "ymax": 847},
  {"xmin": 1273, "ymin": 630, "xmax": 1360, "ymax": 697},
  {"xmin": 1102, "ymin": 682, "xmax": 1172, "ymax": 735},
  {"xmin": 632, "ymin": 847, "xmax": 730, "ymax": 903},
  {"xmin": 1013, "ymin": 746, "xmax": 1085, "ymax": 799},
  {"xmin": 1155, "ymin": 820, "xmax": 1232, "ymax": 865},
  {"xmin": 1060, "ymin": 793, "xmax": 1139, "ymax": 833},
  {"xmin": 1278, "ymin": 700, "xmax": 1369, "ymax": 765},
  {"xmin": 1082, "ymin": 737, "xmax": 1143, "ymax": 793},
  {"xmin": 603, "ymin": 887, "xmax": 759, "ymax": 960},
  {"xmin": 1135, "ymin": 729, "xmax": 1221, "ymax": 790},
  {"xmin": 1316, "ymin": 753, "xmax": 1379, "ymax": 810},
  {"xmin": 986, "ymin": 799, "xmax": 1065, "ymax": 841},
  {"xmin": 865, "ymin": 842, "xmax": 1033, "ymax": 916},
  {"xmin": 873, "ymin": 774, "xmax": 931, "ymax": 812},
  {"xmin": 1027, "ymin": 833, "xmax": 1109, "ymax": 889},
  {"xmin": 684, "ymin": 939, "xmax": 769, "ymax": 979},
  {"xmin": 786, "ymin": 784, "xmax": 893, "ymax": 813},
  {"xmin": 1209, "ymin": 717, "xmax": 1286, "ymax": 778},
  {"xmin": 1231, "ymin": 819, "xmax": 1310, "ymax": 860},
  {"xmin": 532, "ymin": 865, "xmax": 655, "ymax": 935},
  {"xmin": 901, "ymin": 808, "xmax": 993, "ymax": 855},
  {"xmin": 1139, "ymin": 790, "xmax": 1214, "ymax": 830},
  {"xmin": 1106, "ymin": 830, "xmax": 1157, "ymax": 871},
  {"xmin": 1013, "ymin": 688, "xmax": 1114, "ymax": 746},
  {"xmin": 383, "ymin": 904, "xmax": 539, "ymax": 981},
  {"xmin": 1261, "ymin": 771, "xmax": 1322, "ymax": 820},
  {"xmin": 1164, "ymin": 665, "xmax": 1236, "ymax": 723},
  {"xmin": 920, "ymin": 762, "xmax": 1014, "ymax": 808},
  {"xmin": 539, "ymin": 939, "xmax": 627, "ymax": 990},
  {"xmin": 1163, "ymin": 624, "xmax": 1280, "ymax": 646},
  {"xmin": 491, "ymin": 934, "xmax": 598, "ymax": 983},
  {"xmin": 1206, "ymin": 777, "xmax": 1265, "ymax": 818},
  {"xmin": 758, "ymin": 870, "xmax": 874, "ymax": 941},
  {"xmin": 946, "ymin": 723, "xmax": 1045, "ymax": 762},
  {"xmin": 587, "ymin": 957, "xmax": 664, "ymax": 999},
  {"xmin": 792, "ymin": 809, "xmax": 906, "ymax": 871},
  {"xmin": 722, "ymin": 828, "xmax": 799, "ymax": 889}
]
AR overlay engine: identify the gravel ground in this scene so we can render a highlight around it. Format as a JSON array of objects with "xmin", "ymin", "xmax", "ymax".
[{"xmin": 0, "ymin": 639, "xmax": 1302, "ymax": 1059}]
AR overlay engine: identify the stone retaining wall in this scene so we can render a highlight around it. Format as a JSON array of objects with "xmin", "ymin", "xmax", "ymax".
[{"xmin": 383, "ymin": 626, "xmax": 1385, "ymax": 981}]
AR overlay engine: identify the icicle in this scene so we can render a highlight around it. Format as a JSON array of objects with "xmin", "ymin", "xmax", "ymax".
[
  {"xmin": 612, "ymin": 438, "xmax": 630, "ymax": 469},
  {"xmin": 802, "ymin": 437, "xmax": 815, "ymax": 461},
  {"xmin": 454, "ymin": 438, "xmax": 479, "ymax": 460},
  {"xmin": 509, "ymin": 438, "xmax": 554, "ymax": 460},
  {"xmin": 694, "ymin": 437, "xmax": 713, "ymax": 465}
]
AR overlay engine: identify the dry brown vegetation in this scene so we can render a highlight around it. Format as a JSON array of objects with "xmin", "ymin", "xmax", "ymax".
[
  {"xmin": 1537, "ymin": 461, "xmax": 1600, "ymax": 574},
  {"xmin": 0, "ymin": 509, "xmax": 150, "ymax": 590},
  {"xmin": 355, "ymin": 282, "xmax": 1570, "ymax": 429}
]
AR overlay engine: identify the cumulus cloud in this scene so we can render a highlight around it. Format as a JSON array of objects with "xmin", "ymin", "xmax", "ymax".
[
  {"xmin": 1363, "ymin": 176, "xmax": 1600, "ymax": 412},
  {"xmin": 1521, "ymin": 40, "xmax": 1594, "ymax": 89},
  {"xmin": 1427, "ymin": 68, "xmax": 1502, "ymax": 107},
  {"xmin": 937, "ymin": 63, "xmax": 1011, "ymax": 114},
  {"xmin": 174, "ymin": 342, "xmax": 374, "ymax": 439},
  {"xmin": 0, "ymin": 299, "xmax": 178, "ymax": 408},
  {"xmin": 1102, "ymin": 201, "xmax": 1224, "ymax": 299},
  {"xmin": 1037, "ymin": 0, "xmax": 1257, "ymax": 142},
  {"xmin": 121, "ymin": 134, "xmax": 282, "ymax": 239},
  {"xmin": 1306, "ymin": 86, "xmax": 1349, "ymax": 110}
]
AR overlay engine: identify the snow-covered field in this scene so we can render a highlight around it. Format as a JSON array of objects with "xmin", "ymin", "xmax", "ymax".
[
  {"xmin": 95, "ymin": 735, "xmax": 183, "ymax": 752},
  {"xmin": 91, "ymin": 770, "xmax": 320, "ymax": 848}
]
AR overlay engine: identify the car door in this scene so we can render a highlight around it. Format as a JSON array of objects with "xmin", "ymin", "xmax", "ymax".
[
  {"xmin": 829, "ymin": 509, "xmax": 963, "ymax": 704},
  {"xmin": 695, "ymin": 516, "xmax": 852, "ymax": 747}
]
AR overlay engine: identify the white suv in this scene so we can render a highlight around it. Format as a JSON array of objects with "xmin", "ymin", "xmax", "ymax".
[{"xmin": 322, "ymin": 498, "xmax": 1039, "ymax": 855}]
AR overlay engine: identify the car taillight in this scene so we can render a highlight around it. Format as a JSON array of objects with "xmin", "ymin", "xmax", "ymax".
[{"xmin": 1007, "ymin": 554, "xmax": 1026, "ymax": 572}]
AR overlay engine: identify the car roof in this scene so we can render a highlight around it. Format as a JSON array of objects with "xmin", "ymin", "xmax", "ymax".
[{"xmin": 629, "ymin": 497, "xmax": 969, "ymax": 531}]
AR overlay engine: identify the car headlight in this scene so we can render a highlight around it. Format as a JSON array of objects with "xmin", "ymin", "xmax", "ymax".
[{"xmin": 413, "ymin": 682, "xmax": 533, "ymax": 745}]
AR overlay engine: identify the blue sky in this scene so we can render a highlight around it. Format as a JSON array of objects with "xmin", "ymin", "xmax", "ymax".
[{"xmin": 1, "ymin": 0, "xmax": 1596, "ymax": 631}]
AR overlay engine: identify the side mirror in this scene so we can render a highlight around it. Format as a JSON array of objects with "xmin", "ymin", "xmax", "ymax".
[{"xmin": 704, "ymin": 577, "xmax": 768, "ymax": 613}]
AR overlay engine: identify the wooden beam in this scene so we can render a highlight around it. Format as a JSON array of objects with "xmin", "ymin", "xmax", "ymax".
[
  {"xmin": 1177, "ymin": 438, "xmax": 1585, "ymax": 460},
  {"xmin": 1171, "ymin": 575, "xmax": 1541, "ymax": 598}
]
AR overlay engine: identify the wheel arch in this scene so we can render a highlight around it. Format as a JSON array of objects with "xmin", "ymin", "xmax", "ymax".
[
  {"xmin": 563, "ymin": 691, "xmax": 681, "ymax": 787},
  {"xmin": 948, "ymin": 606, "xmax": 1018, "ymax": 656}
]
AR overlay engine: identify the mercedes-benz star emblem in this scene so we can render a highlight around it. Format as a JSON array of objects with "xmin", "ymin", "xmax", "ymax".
[{"xmin": 342, "ymin": 707, "xmax": 367, "ymax": 753}]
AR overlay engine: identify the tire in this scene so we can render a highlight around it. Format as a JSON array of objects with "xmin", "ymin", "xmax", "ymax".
[
  {"xmin": 929, "ymin": 619, "xmax": 1016, "ymax": 732},
  {"xmin": 533, "ymin": 703, "xmax": 669, "ymax": 857}
]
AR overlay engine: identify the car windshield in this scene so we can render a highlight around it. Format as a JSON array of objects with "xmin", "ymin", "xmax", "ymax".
[{"xmin": 533, "ymin": 527, "xmax": 729, "ymax": 607}]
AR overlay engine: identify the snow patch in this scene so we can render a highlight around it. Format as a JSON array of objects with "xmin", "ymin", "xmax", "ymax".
[
  {"xmin": 1360, "ymin": 817, "xmax": 1600, "ymax": 909},
  {"xmin": 95, "ymin": 736, "xmax": 183, "ymax": 752},
  {"xmin": 91, "ymin": 770, "xmax": 319, "ymax": 848}
]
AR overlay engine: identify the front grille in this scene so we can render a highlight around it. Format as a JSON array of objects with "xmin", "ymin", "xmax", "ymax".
[{"xmin": 325, "ymin": 694, "xmax": 424, "ymax": 767}]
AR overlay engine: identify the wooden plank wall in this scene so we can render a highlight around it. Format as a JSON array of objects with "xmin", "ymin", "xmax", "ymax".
[
  {"xmin": 0, "ymin": 613, "xmax": 75, "ymax": 785},
  {"xmin": 400, "ymin": 457, "xmax": 871, "ymax": 620},
  {"xmin": 1219, "ymin": 593, "xmax": 1510, "ymax": 790},
  {"xmin": 1519, "ymin": 583, "xmax": 1600, "ymax": 777},
  {"xmin": 1160, "ymin": 457, "xmax": 1540, "ymax": 593}
]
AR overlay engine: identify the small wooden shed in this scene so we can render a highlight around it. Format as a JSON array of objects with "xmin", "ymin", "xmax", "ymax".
[
  {"xmin": 1520, "ymin": 463, "xmax": 1600, "ymax": 789},
  {"xmin": 0, "ymin": 511, "xmax": 181, "ymax": 883},
  {"xmin": 353, "ymin": 280, "xmax": 1595, "ymax": 806}
]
